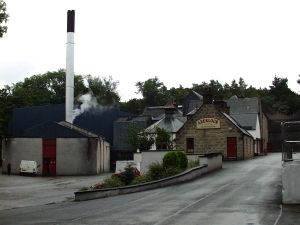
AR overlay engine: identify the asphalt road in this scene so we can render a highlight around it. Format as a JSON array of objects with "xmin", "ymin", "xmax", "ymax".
[{"xmin": 0, "ymin": 153, "xmax": 299, "ymax": 225}]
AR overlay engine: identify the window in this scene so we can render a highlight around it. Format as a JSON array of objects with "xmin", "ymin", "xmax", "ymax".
[
  {"xmin": 156, "ymin": 142, "xmax": 167, "ymax": 150},
  {"xmin": 186, "ymin": 138, "xmax": 194, "ymax": 153}
]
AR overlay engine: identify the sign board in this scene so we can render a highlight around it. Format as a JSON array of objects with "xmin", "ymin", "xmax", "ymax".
[{"xmin": 196, "ymin": 118, "xmax": 220, "ymax": 129}]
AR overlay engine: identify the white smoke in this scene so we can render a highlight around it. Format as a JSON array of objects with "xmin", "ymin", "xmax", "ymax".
[{"xmin": 71, "ymin": 93, "xmax": 98, "ymax": 123}]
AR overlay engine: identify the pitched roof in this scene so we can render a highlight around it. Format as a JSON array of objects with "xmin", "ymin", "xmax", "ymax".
[
  {"xmin": 220, "ymin": 110, "xmax": 253, "ymax": 137},
  {"xmin": 146, "ymin": 116, "xmax": 187, "ymax": 133},
  {"xmin": 226, "ymin": 98, "xmax": 260, "ymax": 114},
  {"xmin": 21, "ymin": 121, "xmax": 99, "ymax": 139},
  {"xmin": 230, "ymin": 114, "xmax": 257, "ymax": 130}
]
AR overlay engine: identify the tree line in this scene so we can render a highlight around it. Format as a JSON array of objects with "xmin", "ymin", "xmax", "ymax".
[{"xmin": 1, "ymin": 68, "xmax": 300, "ymax": 137}]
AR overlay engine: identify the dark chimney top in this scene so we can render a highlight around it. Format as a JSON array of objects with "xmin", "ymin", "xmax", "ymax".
[
  {"xmin": 214, "ymin": 95, "xmax": 230, "ymax": 114},
  {"xmin": 164, "ymin": 100, "xmax": 177, "ymax": 116},
  {"xmin": 203, "ymin": 87, "xmax": 213, "ymax": 104}
]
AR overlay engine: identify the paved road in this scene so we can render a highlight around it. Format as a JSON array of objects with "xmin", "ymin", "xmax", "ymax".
[
  {"xmin": 0, "ymin": 171, "xmax": 112, "ymax": 210},
  {"xmin": 0, "ymin": 153, "xmax": 299, "ymax": 224}
]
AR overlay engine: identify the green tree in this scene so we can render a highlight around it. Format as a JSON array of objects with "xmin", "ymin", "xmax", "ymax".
[
  {"xmin": 85, "ymin": 75, "xmax": 120, "ymax": 107},
  {"xmin": 222, "ymin": 82, "xmax": 233, "ymax": 99},
  {"xmin": 135, "ymin": 77, "xmax": 168, "ymax": 106},
  {"xmin": 238, "ymin": 77, "xmax": 248, "ymax": 97},
  {"xmin": 0, "ymin": 86, "xmax": 14, "ymax": 137},
  {"xmin": 122, "ymin": 122, "xmax": 155, "ymax": 151},
  {"xmin": 230, "ymin": 79, "xmax": 239, "ymax": 96},
  {"xmin": 166, "ymin": 85, "xmax": 191, "ymax": 105},
  {"xmin": 155, "ymin": 126, "xmax": 174, "ymax": 150},
  {"xmin": 209, "ymin": 79, "xmax": 223, "ymax": 96},
  {"xmin": 262, "ymin": 75, "xmax": 300, "ymax": 114},
  {"xmin": 0, "ymin": 69, "xmax": 88, "ymax": 137},
  {"xmin": 191, "ymin": 81, "xmax": 208, "ymax": 95},
  {"xmin": 0, "ymin": 0, "xmax": 9, "ymax": 38},
  {"xmin": 10, "ymin": 69, "xmax": 87, "ymax": 107},
  {"xmin": 119, "ymin": 98, "xmax": 146, "ymax": 115}
]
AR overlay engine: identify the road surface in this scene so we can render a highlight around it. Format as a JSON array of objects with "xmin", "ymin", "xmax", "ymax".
[{"xmin": 0, "ymin": 153, "xmax": 299, "ymax": 224}]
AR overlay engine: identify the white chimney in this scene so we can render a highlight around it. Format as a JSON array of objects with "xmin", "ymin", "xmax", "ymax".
[{"xmin": 65, "ymin": 10, "xmax": 75, "ymax": 123}]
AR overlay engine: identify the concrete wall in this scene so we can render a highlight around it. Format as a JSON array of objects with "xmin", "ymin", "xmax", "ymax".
[
  {"xmin": 101, "ymin": 140, "xmax": 111, "ymax": 173},
  {"xmin": 2, "ymin": 138, "xmax": 43, "ymax": 175},
  {"xmin": 282, "ymin": 159, "xmax": 300, "ymax": 204},
  {"xmin": 75, "ymin": 164, "xmax": 209, "ymax": 201},
  {"xmin": 139, "ymin": 150, "xmax": 169, "ymax": 174},
  {"xmin": 57, "ymin": 138, "xmax": 99, "ymax": 175},
  {"xmin": 199, "ymin": 153, "xmax": 222, "ymax": 172},
  {"xmin": 135, "ymin": 150, "xmax": 222, "ymax": 175},
  {"xmin": 2, "ymin": 137, "xmax": 110, "ymax": 175}
]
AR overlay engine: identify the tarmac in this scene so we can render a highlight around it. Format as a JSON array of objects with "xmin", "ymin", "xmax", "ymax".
[{"xmin": 0, "ymin": 162, "xmax": 300, "ymax": 225}]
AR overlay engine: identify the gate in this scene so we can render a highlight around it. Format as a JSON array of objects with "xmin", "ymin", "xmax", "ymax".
[{"xmin": 281, "ymin": 121, "xmax": 300, "ymax": 161}]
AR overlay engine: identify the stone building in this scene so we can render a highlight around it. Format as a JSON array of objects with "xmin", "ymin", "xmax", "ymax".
[{"xmin": 175, "ymin": 88, "xmax": 254, "ymax": 160}]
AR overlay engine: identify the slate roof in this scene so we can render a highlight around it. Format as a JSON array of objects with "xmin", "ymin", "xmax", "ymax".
[
  {"xmin": 113, "ymin": 116, "xmax": 152, "ymax": 151},
  {"xmin": 12, "ymin": 104, "xmax": 65, "ymax": 137},
  {"xmin": 152, "ymin": 110, "xmax": 183, "ymax": 121},
  {"xmin": 21, "ymin": 121, "xmax": 98, "ymax": 139},
  {"xmin": 142, "ymin": 105, "xmax": 183, "ymax": 119},
  {"xmin": 225, "ymin": 98, "xmax": 260, "ymax": 130},
  {"xmin": 230, "ymin": 114, "xmax": 257, "ymax": 130},
  {"xmin": 146, "ymin": 116, "xmax": 187, "ymax": 134},
  {"xmin": 144, "ymin": 100, "xmax": 187, "ymax": 133},
  {"xmin": 220, "ymin": 111, "xmax": 253, "ymax": 137},
  {"xmin": 184, "ymin": 100, "xmax": 202, "ymax": 115},
  {"xmin": 226, "ymin": 98, "xmax": 260, "ymax": 114},
  {"xmin": 182, "ymin": 91, "xmax": 203, "ymax": 115},
  {"xmin": 11, "ymin": 104, "xmax": 137, "ymax": 144},
  {"xmin": 183, "ymin": 93, "xmax": 260, "ymax": 131},
  {"xmin": 59, "ymin": 121, "xmax": 99, "ymax": 138}
]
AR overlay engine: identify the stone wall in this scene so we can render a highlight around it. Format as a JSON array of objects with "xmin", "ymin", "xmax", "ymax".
[{"xmin": 176, "ymin": 104, "xmax": 254, "ymax": 160}]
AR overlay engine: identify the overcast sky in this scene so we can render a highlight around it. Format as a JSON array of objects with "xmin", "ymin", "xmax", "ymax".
[{"xmin": 1, "ymin": 0, "xmax": 300, "ymax": 102}]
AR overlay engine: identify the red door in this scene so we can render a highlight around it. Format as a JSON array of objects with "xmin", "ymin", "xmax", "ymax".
[
  {"xmin": 43, "ymin": 158, "xmax": 50, "ymax": 174},
  {"xmin": 227, "ymin": 137, "xmax": 237, "ymax": 158},
  {"xmin": 49, "ymin": 158, "xmax": 56, "ymax": 175},
  {"xmin": 43, "ymin": 140, "xmax": 56, "ymax": 175}
]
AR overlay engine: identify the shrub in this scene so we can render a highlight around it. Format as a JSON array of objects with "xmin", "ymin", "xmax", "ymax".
[
  {"xmin": 79, "ymin": 186, "xmax": 89, "ymax": 191},
  {"xmin": 103, "ymin": 176, "xmax": 124, "ymax": 188},
  {"xmin": 176, "ymin": 151, "xmax": 188, "ymax": 170},
  {"xmin": 131, "ymin": 174, "xmax": 151, "ymax": 185},
  {"xmin": 146, "ymin": 161, "xmax": 164, "ymax": 180},
  {"xmin": 162, "ymin": 166, "xmax": 183, "ymax": 178},
  {"xmin": 90, "ymin": 183, "xmax": 106, "ymax": 189},
  {"xmin": 162, "ymin": 151, "xmax": 178, "ymax": 169},
  {"xmin": 119, "ymin": 164, "xmax": 137, "ymax": 185},
  {"xmin": 162, "ymin": 150, "xmax": 188, "ymax": 170},
  {"xmin": 187, "ymin": 158, "xmax": 200, "ymax": 169}
]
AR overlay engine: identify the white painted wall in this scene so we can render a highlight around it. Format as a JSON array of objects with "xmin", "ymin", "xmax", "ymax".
[
  {"xmin": 2, "ymin": 138, "xmax": 43, "ymax": 175},
  {"xmin": 247, "ymin": 115, "xmax": 261, "ymax": 140},
  {"xmin": 135, "ymin": 151, "xmax": 221, "ymax": 175}
]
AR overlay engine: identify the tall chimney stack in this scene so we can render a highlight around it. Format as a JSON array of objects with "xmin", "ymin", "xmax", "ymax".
[{"xmin": 66, "ymin": 10, "xmax": 75, "ymax": 123}]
